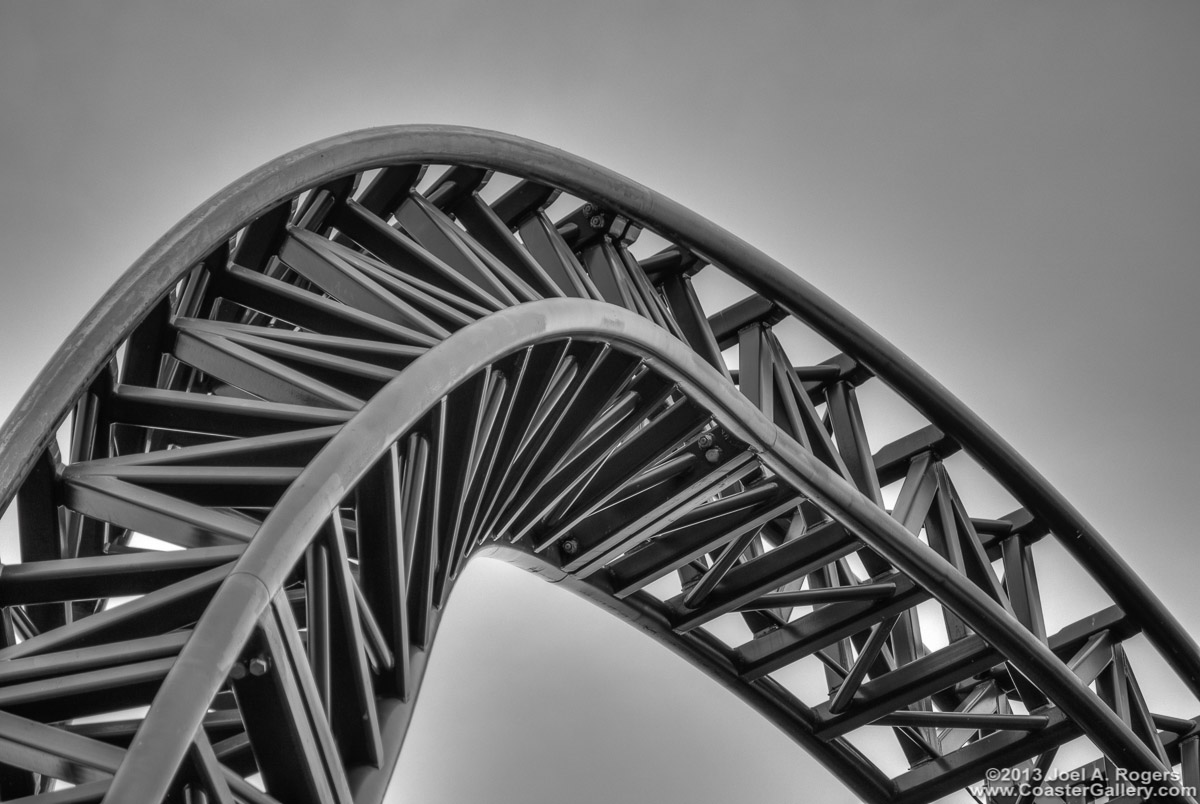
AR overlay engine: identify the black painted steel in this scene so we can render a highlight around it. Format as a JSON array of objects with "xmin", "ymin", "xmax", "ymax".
[{"xmin": 0, "ymin": 126, "xmax": 1196, "ymax": 804}]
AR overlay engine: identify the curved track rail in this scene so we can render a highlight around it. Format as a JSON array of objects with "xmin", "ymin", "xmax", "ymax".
[{"xmin": 0, "ymin": 126, "xmax": 1196, "ymax": 803}]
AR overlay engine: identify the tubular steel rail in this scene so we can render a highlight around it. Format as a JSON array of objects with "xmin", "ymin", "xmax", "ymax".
[{"xmin": 0, "ymin": 126, "xmax": 1196, "ymax": 803}]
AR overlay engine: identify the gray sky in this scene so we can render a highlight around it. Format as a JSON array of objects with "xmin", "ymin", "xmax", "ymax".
[{"xmin": 1, "ymin": 2, "xmax": 1199, "ymax": 802}]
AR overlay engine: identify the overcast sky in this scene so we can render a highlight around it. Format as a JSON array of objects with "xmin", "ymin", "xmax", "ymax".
[{"xmin": 2, "ymin": 3, "xmax": 1199, "ymax": 802}]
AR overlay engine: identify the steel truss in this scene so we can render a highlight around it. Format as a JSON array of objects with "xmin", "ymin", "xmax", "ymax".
[{"xmin": 0, "ymin": 126, "xmax": 1196, "ymax": 803}]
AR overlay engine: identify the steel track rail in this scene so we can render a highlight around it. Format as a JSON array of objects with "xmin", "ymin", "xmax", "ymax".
[
  {"xmin": 1, "ymin": 126, "xmax": 1194, "ymax": 710},
  {"xmin": 105, "ymin": 301, "xmax": 1186, "ymax": 804},
  {"xmin": 0, "ymin": 126, "xmax": 1194, "ymax": 804}
]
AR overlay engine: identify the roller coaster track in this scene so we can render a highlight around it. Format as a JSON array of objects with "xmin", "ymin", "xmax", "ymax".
[{"xmin": 0, "ymin": 126, "xmax": 1196, "ymax": 803}]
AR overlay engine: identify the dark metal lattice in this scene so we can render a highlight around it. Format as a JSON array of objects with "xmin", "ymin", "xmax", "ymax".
[{"xmin": 0, "ymin": 126, "xmax": 1196, "ymax": 804}]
